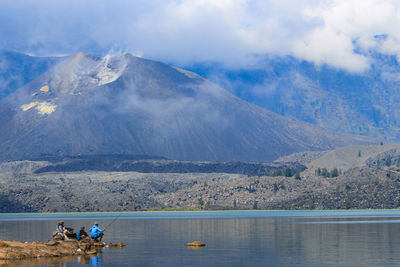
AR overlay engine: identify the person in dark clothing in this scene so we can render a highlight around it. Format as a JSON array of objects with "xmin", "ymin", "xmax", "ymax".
[{"xmin": 76, "ymin": 226, "xmax": 88, "ymax": 241}]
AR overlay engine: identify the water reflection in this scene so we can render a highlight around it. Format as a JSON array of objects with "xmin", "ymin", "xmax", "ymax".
[
  {"xmin": 0, "ymin": 212, "xmax": 400, "ymax": 266},
  {"xmin": 0, "ymin": 255, "xmax": 94, "ymax": 267}
]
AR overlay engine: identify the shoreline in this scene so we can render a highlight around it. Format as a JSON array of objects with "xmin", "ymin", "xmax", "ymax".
[{"xmin": 0, "ymin": 239, "xmax": 101, "ymax": 260}]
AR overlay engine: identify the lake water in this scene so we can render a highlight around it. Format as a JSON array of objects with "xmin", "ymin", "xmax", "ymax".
[{"xmin": 1, "ymin": 210, "xmax": 400, "ymax": 266}]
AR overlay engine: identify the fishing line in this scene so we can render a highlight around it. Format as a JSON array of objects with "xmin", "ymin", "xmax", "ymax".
[{"xmin": 104, "ymin": 212, "xmax": 124, "ymax": 230}]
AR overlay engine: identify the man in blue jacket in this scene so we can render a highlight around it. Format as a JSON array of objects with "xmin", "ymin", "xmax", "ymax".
[{"xmin": 89, "ymin": 222, "xmax": 105, "ymax": 242}]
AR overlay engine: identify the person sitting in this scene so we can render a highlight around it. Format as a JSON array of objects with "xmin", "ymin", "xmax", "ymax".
[
  {"xmin": 76, "ymin": 226, "xmax": 88, "ymax": 241},
  {"xmin": 53, "ymin": 220, "xmax": 66, "ymax": 240},
  {"xmin": 89, "ymin": 222, "xmax": 105, "ymax": 242},
  {"xmin": 64, "ymin": 226, "xmax": 76, "ymax": 240}
]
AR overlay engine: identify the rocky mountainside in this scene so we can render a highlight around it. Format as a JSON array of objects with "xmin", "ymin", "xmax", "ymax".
[
  {"xmin": 0, "ymin": 52, "xmax": 370, "ymax": 162},
  {"xmin": 2, "ymin": 144, "xmax": 400, "ymax": 212},
  {"xmin": 187, "ymin": 55, "xmax": 400, "ymax": 141},
  {"xmin": 307, "ymin": 143, "xmax": 400, "ymax": 171}
]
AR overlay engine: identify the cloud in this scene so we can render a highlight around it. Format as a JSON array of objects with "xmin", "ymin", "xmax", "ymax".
[
  {"xmin": 293, "ymin": 0, "xmax": 400, "ymax": 72},
  {"xmin": 1, "ymin": 0, "xmax": 400, "ymax": 72}
]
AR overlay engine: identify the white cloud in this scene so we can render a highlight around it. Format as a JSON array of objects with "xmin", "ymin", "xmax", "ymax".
[
  {"xmin": 293, "ymin": 0, "xmax": 400, "ymax": 72},
  {"xmin": 1, "ymin": 0, "xmax": 400, "ymax": 72}
]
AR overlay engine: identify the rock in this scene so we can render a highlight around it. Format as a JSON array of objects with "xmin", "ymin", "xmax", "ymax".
[
  {"xmin": 92, "ymin": 241, "xmax": 106, "ymax": 247},
  {"xmin": 108, "ymin": 242, "xmax": 125, "ymax": 248},
  {"xmin": 0, "ymin": 238, "xmax": 124, "ymax": 260},
  {"xmin": 185, "ymin": 241, "xmax": 206, "ymax": 247},
  {"xmin": 45, "ymin": 240, "xmax": 59, "ymax": 246}
]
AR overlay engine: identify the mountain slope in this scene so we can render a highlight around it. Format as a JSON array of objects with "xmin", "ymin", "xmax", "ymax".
[
  {"xmin": 0, "ymin": 51, "xmax": 62, "ymax": 99},
  {"xmin": 0, "ymin": 53, "xmax": 371, "ymax": 162},
  {"xmin": 186, "ymin": 55, "xmax": 400, "ymax": 141}
]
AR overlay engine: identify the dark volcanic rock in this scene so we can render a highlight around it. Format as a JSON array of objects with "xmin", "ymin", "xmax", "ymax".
[{"xmin": 33, "ymin": 155, "xmax": 305, "ymax": 176}]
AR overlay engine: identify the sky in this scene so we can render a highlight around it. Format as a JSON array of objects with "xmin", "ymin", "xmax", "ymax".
[{"xmin": 1, "ymin": 0, "xmax": 400, "ymax": 73}]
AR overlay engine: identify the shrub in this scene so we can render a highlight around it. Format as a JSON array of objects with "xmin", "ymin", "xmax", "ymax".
[
  {"xmin": 385, "ymin": 157, "xmax": 392, "ymax": 167},
  {"xmin": 280, "ymin": 181, "xmax": 286, "ymax": 190}
]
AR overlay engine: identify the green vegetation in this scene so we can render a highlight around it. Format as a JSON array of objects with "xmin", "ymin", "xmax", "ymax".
[
  {"xmin": 317, "ymin": 167, "xmax": 340, "ymax": 178},
  {"xmin": 344, "ymin": 200, "xmax": 351, "ymax": 209},
  {"xmin": 295, "ymin": 172, "xmax": 301, "ymax": 180},
  {"xmin": 198, "ymin": 198, "xmax": 204, "ymax": 208},
  {"xmin": 253, "ymin": 201, "xmax": 258, "ymax": 210},
  {"xmin": 280, "ymin": 181, "xmax": 286, "ymax": 190},
  {"xmin": 273, "ymin": 183, "xmax": 279, "ymax": 193},
  {"xmin": 269, "ymin": 167, "xmax": 294, "ymax": 177},
  {"xmin": 284, "ymin": 167, "xmax": 292, "ymax": 177}
]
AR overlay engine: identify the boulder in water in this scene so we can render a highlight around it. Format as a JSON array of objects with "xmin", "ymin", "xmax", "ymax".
[
  {"xmin": 185, "ymin": 241, "xmax": 206, "ymax": 247},
  {"xmin": 108, "ymin": 242, "xmax": 125, "ymax": 248}
]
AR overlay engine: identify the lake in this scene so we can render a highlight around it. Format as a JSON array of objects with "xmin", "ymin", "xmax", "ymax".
[{"xmin": 1, "ymin": 210, "xmax": 400, "ymax": 266}]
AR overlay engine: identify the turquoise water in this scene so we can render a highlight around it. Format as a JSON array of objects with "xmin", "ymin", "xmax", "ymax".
[{"xmin": 1, "ymin": 210, "xmax": 400, "ymax": 266}]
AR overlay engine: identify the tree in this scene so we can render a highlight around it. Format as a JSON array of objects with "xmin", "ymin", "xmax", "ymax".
[
  {"xmin": 331, "ymin": 168, "xmax": 339, "ymax": 177},
  {"xmin": 321, "ymin": 168, "xmax": 329, "ymax": 177},
  {"xmin": 273, "ymin": 183, "xmax": 279, "ymax": 193},
  {"xmin": 284, "ymin": 167, "xmax": 292, "ymax": 177},
  {"xmin": 233, "ymin": 199, "xmax": 237, "ymax": 209},
  {"xmin": 344, "ymin": 200, "xmax": 351, "ymax": 209},
  {"xmin": 295, "ymin": 172, "xmax": 301, "ymax": 180},
  {"xmin": 253, "ymin": 201, "xmax": 258, "ymax": 210},
  {"xmin": 198, "ymin": 198, "xmax": 204, "ymax": 208}
]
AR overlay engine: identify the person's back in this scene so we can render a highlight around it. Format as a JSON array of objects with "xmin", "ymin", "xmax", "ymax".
[
  {"xmin": 53, "ymin": 220, "xmax": 66, "ymax": 240},
  {"xmin": 56, "ymin": 221, "xmax": 65, "ymax": 233},
  {"xmin": 89, "ymin": 222, "xmax": 104, "ymax": 241},
  {"xmin": 77, "ymin": 226, "xmax": 88, "ymax": 241}
]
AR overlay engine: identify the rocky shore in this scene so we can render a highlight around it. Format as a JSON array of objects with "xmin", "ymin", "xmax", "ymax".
[
  {"xmin": 0, "ymin": 239, "xmax": 100, "ymax": 260},
  {"xmin": 0, "ymin": 238, "xmax": 125, "ymax": 261}
]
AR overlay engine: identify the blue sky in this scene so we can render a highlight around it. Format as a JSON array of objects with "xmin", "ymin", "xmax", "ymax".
[{"xmin": 1, "ymin": 0, "xmax": 400, "ymax": 73}]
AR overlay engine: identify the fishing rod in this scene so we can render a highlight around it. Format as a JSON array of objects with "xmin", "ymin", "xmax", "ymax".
[{"xmin": 104, "ymin": 212, "xmax": 124, "ymax": 230}]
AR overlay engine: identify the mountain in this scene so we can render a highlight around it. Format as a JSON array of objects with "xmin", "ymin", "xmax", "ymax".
[
  {"xmin": 0, "ymin": 51, "xmax": 62, "ymax": 99},
  {"xmin": 0, "ymin": 52, "xmax": 371, "ymax": 162},
  {"xmin": 185, "ymin": 55, "xmax": 400, "ymax": 141}
]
